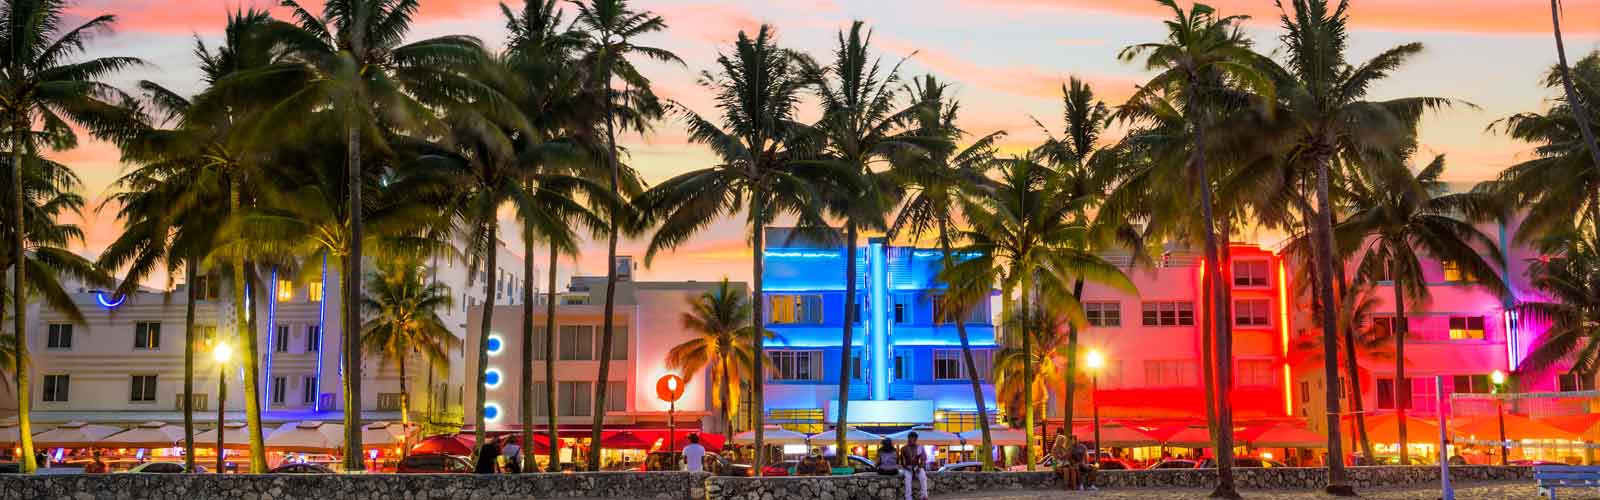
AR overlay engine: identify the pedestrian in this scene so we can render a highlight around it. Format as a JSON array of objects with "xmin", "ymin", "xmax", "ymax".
[
  {"xmin": 1071, "ymin": 436, "xmax": 1096, "ymax": 490},
  {"xmin": 475, "ymin": 439, "xmax": 502, "ymax": 474},
  {"xmin": 684, "ymin": 433, "xmax": 706, "ymax": 473},
  {"xmin": 898, "ymin": 432, "xmax": 929, "ymax": 500},
  {"xmin": 875, "ymin": 437, "xmax": 899, "ymax": 476},
  {"xmin": 502, "ymin": 436, "xmax": 522, "ymax": 474}
]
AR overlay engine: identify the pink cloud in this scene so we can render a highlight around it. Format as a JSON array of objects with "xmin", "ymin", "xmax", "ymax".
[
  {"xmin": 877, "ymin": 38, "xmax": 1140, "ymax": 103},
  {"xmin": 966, "ymin": 0, "xmax": 1600, "ymax": 35}
]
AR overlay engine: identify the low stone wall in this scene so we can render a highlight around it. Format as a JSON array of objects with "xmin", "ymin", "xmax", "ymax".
[
  {"xmin": 0, "ymin": 470, "xmax": 710, "ymax": 500},
  {"xmin": 1096, "ymin": 465, "xmax": 1531, "ymax": 489},
  {"xmin": 705, "ymin": 471, "xmax": 1057, "ymax": 500}
]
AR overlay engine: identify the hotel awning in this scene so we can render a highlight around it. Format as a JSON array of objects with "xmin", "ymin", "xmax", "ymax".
[
  {"xmin": 1453, "ymin": 414, "xmax": 1579, "ymax": 441},
  {"xmin": 1078, "ymin": 424, "xmax": 1162, "ymax": 448},
  {"xmin": 97, "ymin": 421, "xmax": 185, "ymax": 449},
  {"xmin": 732, "ymin": 427, "xmax": 808, "ymax": 445},
  {"xmin": 33, "ymin": 422, "xmax": 121, "ymax": 448},
  {"xmin": 810, "ymin": 428, "xmax": 883, "ymax": 445},
  {"xmin": 884, "ymin": 428, "xmax": 961, "ymax": 446},
  {"xmin": 1244, "ymin": 424, "xmax": 1325, "ymax": 449},
  {"xmin": 959, "ymin": 427, "xmax": 1027, "ymax": 446},
  {"xmin": 361, "ymin": 422, "xmax": 405, "ymax": 448},
  {"xmin": 194, "ymin": 422, "xmax": 254, "ymax": 450},
  {"xmin": 265, "ymin": 421, "xmax": 343, "ymax": 453},
  {"xmin": 0, "ymin": 423, "xmax": 47, "ymax": 447},
  {"xmin": 412, "ymin": 434, "xmax": 474, "ymax": 456},
  {"xmin": 1540, "ymin": 414, "xmax": 1600, "ymax": 440},
  {"xmin": 1355, "ymin": 414, "xmax": 1440, "ymax": 443}
]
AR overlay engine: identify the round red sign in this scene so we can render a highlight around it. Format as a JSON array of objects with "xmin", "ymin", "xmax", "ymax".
[{"xmin": 656, "ymin": 374, "xmax": 686, "ymax": 403}]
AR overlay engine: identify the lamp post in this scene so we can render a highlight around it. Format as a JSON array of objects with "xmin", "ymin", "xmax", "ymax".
[
  {"xmin": 1085, "ymin": 350, "xmax": 1105, "ymax": 462},
  {"xmin": 213, "ymin": 341, "xmax": 233, "ymax": 473},
  {"xmin": 1491, "ymin": 369, "xmax": 1507, "ymax": 465},
  {"xmin": 656, "ymin": 374, "xmax": 686, "ymax": 463}
]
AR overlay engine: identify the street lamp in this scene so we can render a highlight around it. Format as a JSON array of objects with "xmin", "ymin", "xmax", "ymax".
[
  {"xmin": 213, "ymin": 342, "xmax": 233, "ymax": 473},
  {"xmin": 1085, "ymin": 350, "xmax": 1105, "ymax": 462},
  {"xmin": 1491, "ymin": 369, "xmax": 1507, "ymax": 465}
]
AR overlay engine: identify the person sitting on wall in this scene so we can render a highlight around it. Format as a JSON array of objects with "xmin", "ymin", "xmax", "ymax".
[
  {"xmin": 875, "ymin": 438, "xmax": 899, "ymax": 476},
  {"xmin": 1071, "ymin": 436, "xmax": 1096, "ymax": 491},
  {"xmin": 1051, "ymin": 428, "xmax": 1073, "ymax": 490},
  {"xmin": 898, "ymin": 432, "xmax": 930, "ymax": 500}
]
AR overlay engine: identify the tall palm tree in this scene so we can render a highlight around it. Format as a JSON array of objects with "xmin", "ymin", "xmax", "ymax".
[
  {"xmin": 1548, "ymin": 0, "xmax": 1600, "ymax": 185},
  {"xmin": 1490, "ymin": 51, "xmax": 1600, "ymax": 241},
  {"xmin": 887, "ymin": 75, "xmax": 1001, "ymax": 469},
  {"xmin": 0, "ymin": 0, "xmax": 142, "ymax": 473},
  {"xmin": 1519, "ymin": 232, "xmax": 1600, "ymax": 374},
  {"xmin": 1264, "ymin": 0, "xmax": 1462, "ymax": 481},
  {"xmin": 634, "ymin": 25, "xmax": 825, "ymax": 474},
  {"xmin": 992, "ymin": 309, "xmax": 1072, "ymax": 433},
  {"xmin": 665, "ymin": 278, "xmax": 770, "ymax": 445},
  {"xmin": 801, "ymin": 21, "xmax": 916, "ymax": 464},
  {"xmin": 360, "ymin": 260, "xmax": 455, "ymax": 432},
  {"xmin": 943, "ymin": 156, "xmax": 1135, "ymax": 471},
  {"xmin": 1336, "ymin": 155, "xmax": 1507, "ymax": 464},
  {"xmin": 1119, "ymin": 1, "xmax": 1266, "ymax": 493},
  {"xmin": 569, "ymin": 0, "xmax": 680, "ymax": 468}
]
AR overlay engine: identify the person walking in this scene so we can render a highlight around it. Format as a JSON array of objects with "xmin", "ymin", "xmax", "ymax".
[
  {"xmin": 898, "ymin": 432, "xmax": 929, "ymax": 500},
  {"xmin": 683, "ymin": 433, "xmax": 706, "ymax": 473},
  {"xmin": 475, "ymin": 438, "xmax": 502, "ymax": 474},
  {"xmin": 501, "ymin": 436, "xmax": 522, "ymax": 474}
]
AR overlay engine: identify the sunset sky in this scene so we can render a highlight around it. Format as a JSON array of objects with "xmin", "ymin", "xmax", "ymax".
[{"xmin": 58, "ymin": 0, "xmax": 1600, "ymax": 287}]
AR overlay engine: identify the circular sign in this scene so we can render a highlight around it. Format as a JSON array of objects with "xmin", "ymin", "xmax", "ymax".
[{"xmin": 655, "ymin": 374, "xmax": 686, "ymax": 403}]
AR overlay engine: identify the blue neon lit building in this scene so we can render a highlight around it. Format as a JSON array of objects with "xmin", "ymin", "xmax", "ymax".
[{"xmin": 761, "ymin": 228, "xmax": 997, "ymax": 429}]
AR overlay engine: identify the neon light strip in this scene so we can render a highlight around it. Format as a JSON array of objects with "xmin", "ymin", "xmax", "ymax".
[
  {"xmin": 763, "ymin": 251, "xmax": 843, "ymax": 258},
  {"xmin": 1278, "ymin": 260, "xmax": 1292, "ymax": 415},
  {"xmin": 1503, "ymin": 310, "xmax": 1517, "ymax": 371},
  {"xmin": 313, "ymin": 255, "xmax": 328, "ymax": 412},
  {"xmin": 869, "ymin": 239, "xmax": 890, "ymax": 401},
  {"xmin": 1282, "ymin": 365, "xmax": 1293, "ymax": 416},
  {"xmin": 265, "ymin": 268, "xmax": 277, "ymax": 407},
  {"xmin": 93, "ymin": 291, "xmax": 126, "ymax": 309}
]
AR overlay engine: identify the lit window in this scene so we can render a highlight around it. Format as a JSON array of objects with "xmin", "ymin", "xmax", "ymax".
[
  {"xmin": 277, "ymin": 280, "xmax": 294, "ymax": 302},
  {"xmin": 308, "ymin": 281, "xmax": 324, "ymax": 302},
  {"xmin": 1442, "ymin": 260, "xmax": 1475, "ymax": 283},
  {"xmin": 1085, "ymin": 302, "xmax": 1120, "ymax": 327},
  {"xmin": 1233, "ymin": 299, "xmax": 1271, "ymax": 327},
  {"xmin": 1141, "ymin": 302, "xmax": 1194, "ymax": 326},
  {"xmin": 1448, "ymin": 316, "xmax": 1485, "ymax": 340},
  {"xmin": 768, "ymin": 295, "xmax": 823, "ymax": 324},
  {"xmin": 1233, "ymin": 260, "xmax": 1269, "ymax": 287}
]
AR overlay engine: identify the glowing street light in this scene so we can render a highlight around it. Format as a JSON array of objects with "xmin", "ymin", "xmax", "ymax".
[
  {"xmin": 213, "ymin": 341, "xmax": 232, "ymax": 473},
  {"xmin": 1491, "ymin": 369, "xmax": 1508, "ymax": 465},
  {"xmin": 1085, "ymin": 349, "xmax": 1105, "ymax": 462}
]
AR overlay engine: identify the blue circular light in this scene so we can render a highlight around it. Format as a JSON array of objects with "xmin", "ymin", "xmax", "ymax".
[
  {"xmin": 94, "ymin": 291, "xmax": 126, "ymax": 309},
  {"xmin": 484, "ymin": 403, "xmax": 501, "ymax": 421},
  {"xmin": 487, "ymin": 335, "xmax": 504, "ymax": 356},
  {"xmin": 484, "ymin": 369, "xmax": 502, "ymax": 388}
]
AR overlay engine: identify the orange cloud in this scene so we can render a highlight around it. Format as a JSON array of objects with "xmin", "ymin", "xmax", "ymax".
[
  {"xmin": 967, "ymin": 0, "xmax": 1599, "ymax": 35},
  {"xmin": 877, "ymin": 38, "xmax": 1140, "ymax": 103}
]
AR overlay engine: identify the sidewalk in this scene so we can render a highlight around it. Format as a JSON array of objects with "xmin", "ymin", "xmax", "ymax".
[{"xmin": 941, "ymin": 480, "xmax": 1570, "ymax": 499}]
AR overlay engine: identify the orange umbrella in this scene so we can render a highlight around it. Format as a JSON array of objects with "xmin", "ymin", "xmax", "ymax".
[
  {"xmin": 1245, "ymin": 424, "xmax": 1326, "ymax": 448},
  {"xmin": 1355, "ymin": 414, "xmax": 1440, "ymax": 444},
  {"xmin": 1540, "ymin": 414, "xmax": 1600, "ymax": 440},
  {"xmin": 1453, "ymin": 414, "xmax": 1579, "ymax": 441}
]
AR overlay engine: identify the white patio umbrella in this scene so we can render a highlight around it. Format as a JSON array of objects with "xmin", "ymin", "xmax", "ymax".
[
  {"xmin": 32, "ymin": 422, "xmax": 121, "ymax": 448},
  {"xmin": 959, "ymin": 427, "xmax": 1026, "ymax": 446},
  {"xmin": 360, "ymin": 422, "xmax": 405, "ymax": 448},
  {"xmin": 194, "ymin": 422, "xmax": 255, "ymax": 450},
  {"xmin": 731, "ymin": 426, "xmax": 808, "ymax": 445},
  {"xmin": 809, "ymin": 428, "xmax": 883, "ymax": 445},
  {"xmin": 884, "ymin": 428, "xmax": 961, "ymax": 446},
  {"xmin": 265, "ymin": 421, "xmax": 344, "ymax": 453},
  {"xmin": 97, "ymin": 421, "xmax": 185, "ymax": 449},
  {"xmin": 0, "ymin": 423, "xmax": 48, "ymax": 447}
]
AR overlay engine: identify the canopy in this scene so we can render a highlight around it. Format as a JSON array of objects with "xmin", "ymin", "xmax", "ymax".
[
  {"xmin": 884, "ymin": 428, "xmax": 961, "ymax": 446},
  {"xmin": 600, "ymin": 431, "xmax": 653, "ymax": 450},
  {"xmin": 959, "ymin": 427, "xmax": 1027, "ymax": 446},
  {"xmin": 507, "ymin": 432, "xmax": 563, "ymax": 453},
  {"xmin": 361, "ymin": 422, "xmax": 405, "ymax": 448},
  {"xmin": 33, "ymin": 422, "xmax": 121, "ymax": 448},
  {"xmin": 1245, "ymin": 424, "xmax": 1326, "ymax": 449},
  {"xmin": 194, "ymin": 422, "xmax": 254, "ymax": 450},
  {"xmin": 809, "ymin": 428, "xmax": 883, "ymax": 445},
  {"xmin": 0, "ymin": 423, "xmax": 47, "ymax": 447},
  {"xmin": 637, "ymin": 430, "xmax": 722, "ymax": 452},
  {"xmin": 98, "ymin": 421, "xmax": 184, "ymax": 449},
  {"xmin": 412, "ymin": 434, "xmax": 475, "ymax": 456},
  {"xmin": 731, "ymin": 427, "xmax": 808, "ymax": 445},
  {"xmin": 1454, "ymin": 413, "xmax": 1579, "ymax": 441},
  {"xmin": 1541, "ymin": 414, "xmax": 1600, "ymax": 439},
  {"xmin": 1358, "ymin": 414, "xmax": 1441, "ymax": 443},
  {"xmin": 265, "ymin": 421, "xmax": 344, "ymax": 453},
  {"xmin": 1162, "ymin": 426, "xmax": 1216, "ymax": 448},
  {"xmin": 1089, "ymin": 425, "xmax": 1162, "ymax": 448}
]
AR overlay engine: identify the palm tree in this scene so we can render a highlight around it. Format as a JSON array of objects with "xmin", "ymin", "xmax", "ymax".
[
  {"xmin": 360, "ymin": 260, "xmax": 456, "ymax": 433},
  {"xmin": 0, "ymin": 0, "xmax": 142, "ymax": 473},
  {"xmin": 1118, "ymin": 1, "xmax": 1266, "ymax": 492},
  {"xmin": 887, "ymin": 75, "xmax": 1001, "ymax": 469},
  {"xmin": 634, "ymin": 25, "xmax": 825, "ymax": 474},
  {"xmin": 1490, "ymin": 51, "xmax": 1600, "ymax": 240},
  {"xmin": 801, "ymin": 21, "xmax": 915, "ymax": 464},
  {"xmin": 1336, "ymin": 155, "xmax": 1507, "ymax": 464},
  {"xmin": 943, "ymin": 155, "xmax": 1135, "ymax": 471},
  {"xmin": 665, "ymin": 278, "xmax": 771, "ymax": 445},
  {"xmin": 1548, "ymin": 0, "xmax": 1600, "ymax": 187},
  {"xmin": 992, "ymin": 309, "xmax": 1072, "ymax": 434},
  {"xmin": 1265, "ymin": 0, "xmax": 1464, "ymax": 481},
  {"xmin": 568, "ymin": 0, "xmax": 680, "ymax": 468},
  {"xmin": 1519, "ymin": 233, "xmax": 1600, "ymax": 374}
]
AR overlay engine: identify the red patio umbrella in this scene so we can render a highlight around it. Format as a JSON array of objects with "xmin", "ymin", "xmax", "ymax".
[
  {"xmin": 600, "ymin": 431, "xmax": 652, "ymax": 450},
  {"xmin": 505, "ymin": 433, "xmax": 564, "ymax": 453},
  {"xmin": 411, "ymin": 434, "xmax": 474, "ymax": 456}
]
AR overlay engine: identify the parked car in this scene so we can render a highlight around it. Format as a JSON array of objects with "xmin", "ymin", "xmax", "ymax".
[
  {"xmin": 1511, "ymin": 460, "xmax": 1568, "ymax": 467},
  {"xmin": 937, "ymin": 461, "xmax": 983, "ymax": 473},
  {"xmin": 126, "ymin": 462, "xmax": 205, "ymax": 473},
  {"xmin": 1096, "ymin": 458, "xmax": 1134, "ymax": 470},
  {"xmin": 1147, "ymin": 459, "xmax": 1200, "ymax": 470},
  {"xmin": 269, "ymin": 462, "xmax": 334, "ymax": 474},
  {"xmin": 1192, "ymin": 457, "xmax": 1285, "ymax": 468},
  {"xmin": 395, "ymin": 453, "xmax": 472, "ymax": 473},
  {"xmin": 837, "ymin": 455, "xmax": 877, "ymax": 474},
  {"xmin": 761, "ymin": 460, "xmax": 799, "ymax": 476}
]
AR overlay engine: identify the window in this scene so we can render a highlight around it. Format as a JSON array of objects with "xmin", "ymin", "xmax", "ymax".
[
  {"xmin": 770, "ymin": 350, "xmax": 822, "ymax": 381},
  {"xmin": 1233, "ymin": 260, "xmax": 1269, "ymax": 287},
  {"xmin": 308, "ymin": 281, "xmax": 324, "ymax": 302},
  {"xmin": 192, "ymin": 275, "xmax": 220, "ymax": 300},
  {"xmin": 277, "ymin": 279, "xmax": 294, "ymax": 302},
  {"xmin": 377, "ymin": 393, "xmax": 405, "ymax": 411},
  {"xmin": 1144, "ymin": 360, "xmax": 1197, "ymax": 386},
  {"xmin": 1442, "ymin": 260, "xmax": 1475, "ymax": 283},
  {"xmin": 1141, "ymin": 302, "xmax": 1194, "ymax": 326},
  {"xmin": 1410, "ymin": 378, "xmax": 1439, "ymax": 414},
  {"xmin": 1377, "ymin": 378, "xmax": 1412, "ymax": 410},
  {"xmin": 1234, "ymin": 299, "xmax": 1271, "ymax": 327},
  {"xmin": 1300, "ymin": 381, "xmax": 1310, "ymax": 403},
  {"xmin": 302, "ymin": 377, "xmax": 318, "ymax": 404},
  {"xmin": 1453, "ymin": 374, "xmax": 1495, "ymax": 394},
  {"xmin": 1236, "ymin": 360, "xmax": 1274, "ymax": 387},
  {"xmin": 130, "ymin": 375, "xmax": 158, "ymax": 402},
  {"xmin": 559, "ymin": 325, "xmax": 595, "ymax": 361},
  {"xmin": 275, "ymin": 326, "xmax": 291, "ymax": 353},
  {"xmin": 1372, "ymin": 316, "xmax": 1404, "ymax": 333},
  {"xmin": 46, "ymin": 324, "xmax": 72, "ymax": 349},
  {"xmin": 42, "ymin": 375, "xmax": 69, "ymax": 402},
  {"xmin": 768, "ymin": 294, "xmax": 823, "ymax": 324},
  {"xmin": 850, "ymin": 349, "xmax": 864, "ymax": 381},
  {"xmin": 1449, "ymin": 316, "xmax": 1486, "ymax": 340},
  {"xmin": 134, "ymin": 322, "xmax": 162, "ymax": 350},
  {"xmin": 558, "ymin": 381, "xmax": 592, "ymax": 416},
  {"xmin": 1085, "ymin": 302, "xmax": 1121, "ymax": 327},
  {"xmin": 531, "ymin": 327, "xmax": 548, "ymax": 360},
  {"xmin": 851, "ymin": 298, "xmax": 863, "ymax": 324},
  {"xmin": 530, "ymin": 383, "xmax": 549, "ymax": 415},
  {"xmin": 932, "ymin": 349, "xmax": 992, "ymax": 381},
  {"xmin": 894, "ymin": 302, "xmax": 907, "ymax": 324},
  {"xmin": 305, "ymin": 326, "xmax": 321, "ymax": 352},
  {"xmin": 605, "ymin": 382, "xmax": 626, "ymax": 413},
  {"xmin": 609, "ymin": 327, "xmax": 628, "ymax": 361},
  {"xmin": 271, "ymin": 377, "xmax": 287, "ymax": 405},
  {"xmin": 197, "ymin": 325, "xmax": 218, "ymax": 345},
  {"xmin": 1559, "ymin": 373, "xmax": 1596, "ymax": 392},
  {"xmin": 894, "ymin": 352, "xmax": 909, "ymax": 381}
]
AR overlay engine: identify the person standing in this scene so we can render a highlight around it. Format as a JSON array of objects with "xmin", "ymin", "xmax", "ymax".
[
  {"xmin": 475, "ymin": 439, "xmax": 502, "ymax": 474},
  {"xmin": 683, "ymin": 433, "xmax": 706, "ymax": 473},
  {"xmin": 501, "ymin": 436, "xmax": 522, "ymax": 474},
  {"xmin": 898, "ymin": 432, "xmax": 929, "ymax": 500}
]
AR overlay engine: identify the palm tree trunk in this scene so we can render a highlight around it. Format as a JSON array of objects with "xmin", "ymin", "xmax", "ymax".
[
  {"xmin": 1062, "ymin": 279, "xmax": 1083, "ymax": 435},
  {"xmin": 399, "ymin": 355, "xmax": 410, "ymax": 444},
  {"xmin": 1201, "ymin": 262, "xmax": 1218, "ymax": 448},
  {"xmin": 590, "ymin": 77, "xmax": 623, "ymax": 472},
  {"xmin": 834, "ymin": 223, "xmax": 858, "ymax": 467},
  {"xmin": 1391, "ymin": 259, "xmax": 1410, "ymax": 465},
  {"xmin": 720, "ymin": 359, "xmax": 734, "ymax": 447},
  {"xmin": 1312, "ymin": 150, "xmax": 1353, "ymax": 494},
  {"xmin": 475, "ymin": 218, "xmax": 500, "ymax": 448},
  {"xmin": 183, "ymin": 258, "xmax": 198, "ymax": 471},
  {"xmin": 940, "ymin": 223, "xmax": 993, "ymax": 470},
  {"xmin": 344, "ymin": 121, "xmax": 366, "ymax": 472},
  {"xmin": 11, "ymin": 123, "xmax": 36, "ymax": 474},
  {"xmin": 1020, "ymin": 269, "xmax": 1034, "ymax": 471},
  {"xmin": 520, "ymin": 221, "xmax": 536, "ymax": 472},
  {"xmin": 545, "ymin": 245, "xmax": 559, "ymax": 470},
  {"xmin": 1190, "ymin": 106, "xmax": 1237, "ymax": 498},
  {"xmin": 231, "ymin": 181, "xmax": 267, "ymax": 473},
  {"xmin": 1332, "ymin": 253, "xmax": 1374, "ymax": 463},
  {"xmin": 751, "ymin": 187, "xmax": 767, "ymax": 475},
  {"xmin": 1552, "ymin": 0, "xmax": 1600, "ymax": 172}
]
